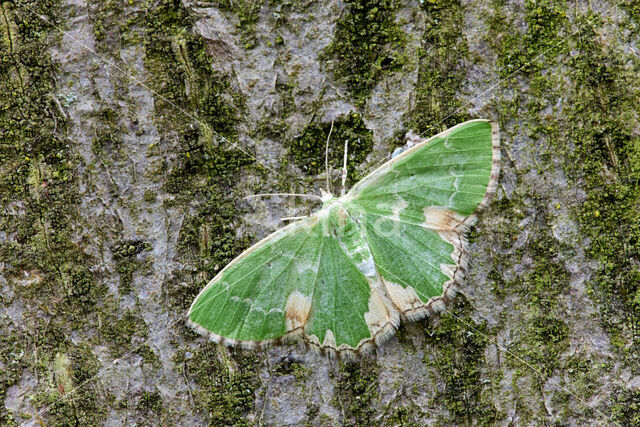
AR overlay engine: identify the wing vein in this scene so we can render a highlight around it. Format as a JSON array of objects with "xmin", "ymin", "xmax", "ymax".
[
  {"xmin": 246, "ymin": 227, "xmax": 317, "ymax": 339},
  {"xmin": 375, "ymin": 231, "xmax": 443, "ymax": 296},
  {"xmin": 363, "ymin": 186, "xmax": 486, "ymax": 200},
  {"xmin": 191, "ymin": 250, "xmax": 284, "ymax": 320},
  {"xmin": 376, "ymin": 263, "xmax": 434, "ymax": 302}
]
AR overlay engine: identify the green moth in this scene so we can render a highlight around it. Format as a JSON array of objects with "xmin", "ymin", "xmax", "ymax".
[{"xmin": 188, "ymin": 120, "xmax": 500, "ymax": 359}]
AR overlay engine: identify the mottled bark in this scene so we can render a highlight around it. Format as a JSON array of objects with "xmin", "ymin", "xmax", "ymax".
[{"xmin": 1, "ymin": 0, "xmax": 639, "ymax": 425}]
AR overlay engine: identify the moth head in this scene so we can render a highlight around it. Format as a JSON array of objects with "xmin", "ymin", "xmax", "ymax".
[{"xmin": 320, "ymin": 189, "xmax": 333, "ymax": 203}]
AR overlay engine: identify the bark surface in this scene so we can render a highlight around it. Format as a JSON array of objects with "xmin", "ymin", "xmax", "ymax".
[{"xmin": 1, "ymin": 0, "xmax": 639, "ymax": 425}]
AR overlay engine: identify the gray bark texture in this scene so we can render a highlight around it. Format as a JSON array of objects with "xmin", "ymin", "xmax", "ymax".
[{"xmin": 1, "ymin": 0, "xmax": 640, "ymax": 425}]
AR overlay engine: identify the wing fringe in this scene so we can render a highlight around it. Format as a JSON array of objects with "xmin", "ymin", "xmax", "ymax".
[{"xmin": 187, "ymin": 316, "xmax": 398, "ymax": 361}]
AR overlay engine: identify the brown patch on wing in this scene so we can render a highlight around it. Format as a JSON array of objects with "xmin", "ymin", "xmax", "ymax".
[
  {"xmin": 423, "ymin": 206, "xmax": 466, "ymax": 231},
  {"xmin": 364, "ymin": 289, "xmax": 397, "ymax": 336},
  {"xmin": 284, "ymin": 290, "xmax": 312, "ymax": 331},
  {"xmin": 383, "ymin": 279, "xmax": 423, "ymax": 313},
  {"xmin": 423, "ymin": 206, "xmax": 468, "ymax": 273}
]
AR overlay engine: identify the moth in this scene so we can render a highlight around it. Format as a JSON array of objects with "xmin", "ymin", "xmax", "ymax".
[{"xmin": 188, "ymin": 120, "xmax": 500, "ymax": 359}]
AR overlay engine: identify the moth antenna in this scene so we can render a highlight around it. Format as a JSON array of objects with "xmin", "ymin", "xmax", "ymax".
[
  {"xmin": 244, "ymin": 193, "xmax": 322, "ymax": 201},
  {"xmin": 281, "ymin": 215, "xmax": 309, "ymax": 221},
  {"xmin": 325, "ymin": 118, "xmax": 335, "ymax": 194},
  {"xmin": 341, "ymin": 138, "xmax": 350, "ymax": 196}
]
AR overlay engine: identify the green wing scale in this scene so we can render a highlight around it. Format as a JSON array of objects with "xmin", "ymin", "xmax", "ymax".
[{"xmin": 188, "ymin": 120, "xmax": 500, "ymax": 358}]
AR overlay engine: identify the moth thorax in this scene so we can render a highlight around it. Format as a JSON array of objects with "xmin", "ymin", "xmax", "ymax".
[{"xmin": 320, "ymin": 189, "xmax": 334, "ymax": 204}]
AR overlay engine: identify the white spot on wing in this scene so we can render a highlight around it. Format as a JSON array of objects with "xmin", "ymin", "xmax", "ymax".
[
  {"xmin": 296, "ymin": 261, "xmax": 314, "ymax": 275},
  {"xmin": 358, "ymin": 255, "xmax": 376, "ymax": 278},
  {"xmin": 322, "ymin": 330, "xmax": 337, "ymax": 348},
  {"xmin": 364, "ymin": 278, "xmax": 397, "ymax": 335},
  {"xmin": 391, "ymin": 198, "xmax": 408, "ymax": 221},
  {"xmin": 422, "ymin": 206, "xmax": 468, "ymax": 283},
  {"xmin": 284, "ymin": 290, "xmax": 312, "ymax": 331},
  {"xmin": 383, "ymin": 279, "xmax": 424, "ymax": 312},
  {"xmin": 440, "ymin": 263, "xmax": 455, "ymax": 279}
]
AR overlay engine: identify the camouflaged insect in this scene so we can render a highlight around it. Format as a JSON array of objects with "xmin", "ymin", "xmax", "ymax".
[{"xmin": 188, "ymin": 120, "xmax": 500, "ymax": 360}]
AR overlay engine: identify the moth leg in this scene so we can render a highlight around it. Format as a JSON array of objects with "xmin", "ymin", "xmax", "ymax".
[{"xmin": 281, "ymin": 215, "xmax": 309, "ymax": 221}]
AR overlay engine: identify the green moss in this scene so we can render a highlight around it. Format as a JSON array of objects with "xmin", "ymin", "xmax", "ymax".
[
  {"xmin": 304, "ymin": 404, "xmax": 320, "ymax": 426},
  {"xmin": 611, "ymin": 388, "xmax": 640, "ymax": 425},
  {"xmin": 423, "ymin": 296, "xmax": 499, "ymax": 424},
  {"xmin": 483, "ymin": 1, "xmax": 640, "ymax": 420},
  {"xmin": 175, "ymin": 344, "xmax": 260, "ymax": 425},
  {"xmin": 165, "ymin": 196, "xmax": 253, "ymax": 309},
  {"xmin": 143, "ymin": 189, "xmax": 157, "ymax": 203},
  {"xmin": 561, "ymin": 13, "xmax": 640, "ymax": 358},
  {"xmin": 92, "ymin": 107, "xmax": 123, "ymax": 156},
  {"xmin": 508, "ymin": 314, "xmax": 569, "ymax": 379},
  {"xmin": 335, "ymin": 359, "xmax": 380, "ymax": 424},
  {"xmin": 33, "ymin": 344, "xmax": 107, "ymax": 426},
  {"xmin": 489, "ymin": 0, "xmax": 568, "ymax": 80},
  {"xmin": 111, "ymin": 239, "xmax": 152, "ymax": 294},
  {"xmin": 101, "ymin": 309, "xmax": 149, "ymax": 358},
  {"xmin": 128, "ymin": 0, "xmax": 255, "ymax": 313},
  {"xmin": 121, "ymin": 2, "xmax": 263, "ymax": 421},
  {"xmin": 136, "ymin": 343, "xmax": 162, "ymax": 370},
  {"xmin": 406, "ymin": 0, "xmax": 470, "ymax": 134},
  {"xmin": 0, "ymin": 2, "xmax": 110, "ymax": 422},
  {"xmin": 287, "ymin": 112, "xmax": 373, "ymax": 183},
  {"xmin": 165, "ymin": 125, "xmax": 253, "ymax": 195},
  {"xmin": 321, "ymin": 0, "xmax": 406, "ymax": 105},
  {"xmin": 621, "ymin": 2, "xmax": 640, "ymax": 32},
  {"xmin": 139, "ymin": 1, "xmax": 243, "ymax": 137},
  {"xmin": 216, "ymin": 0, "xmax": 265, "ymax": 49},
  {"xmin": 273, "ymin": 356, "xmax": 311, "ymax": 381},
  {"xmin": 136, "ymin": 389, "xmax": 164, "ymax": 415},
  {"xmin": 0, "ymin": 327, "xmax": 28, "ymax": 425},
  {"xmin": 550, "ymin": 355, "xmax": 610, "ymax": 421},
  {"xmin": 87, "ymin": 0, "xmax": 124, "ymax": 52},
  {"xmin": 488, "ymin": 0, "xmax": 640, "ymax": 360}
]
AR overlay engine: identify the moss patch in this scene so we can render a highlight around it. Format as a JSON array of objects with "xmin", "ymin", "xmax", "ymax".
[
  {"xmin": 562, "ymin": 13, "xmax": 640, "ymax": 359},
  {"xmin": 273, "ymin": 355, "xmax": 311, "ymax": 381},
  {"xmin": 423, "ymin": 296, "xmax": 499, "ymax": 424},
  {"xmin": 334, "ymin": 359, "xmax": 380, "ymax": 424},
  {"xmin": 321, "ymin": 0, "xmax": 406, "ymax": 106},
  {"xmin": 129, "ymin": 0, "xmax": 255, "ymax": 311},
  {"xmin": 611, "ymin": 388, "xmax": 640, "ymax": 425},
  {"xmin": 216, "ymin": 0, "xmax": 265, "ymax": 49},
  {"xmin": 405, "ymin": 0, "xmax": 470, "ymax": 134},
  {"xmin": 483, "ymin": 0, "xmax": 640, "ymax": 419},
  {"xmin": 112, "ymin": 239, "xmax": 152, "ymax": 294},
  {"xmin": 101, "ymin": 308, "xmax": 149, "ymax": 358},
  {"xmin": 488, "ymin": 0, "xmax": 640, "ymax": 360},
  {"xmin": 287, "ymin": 112, "xmax": 373, "ymax": 184},
  {"xmin": 0, "ymin": 326, "xmax": 29, "ymax": 424},
  {"xmin": 139, "ymin": 1, "xmax": 243, "ymax": 137},
  {"xmin": 33, "ymin": 344, "xmax": 107, "ymax": 426},
  {"xmin": 176, "ymin": 344, "xmax": 261, "ymax": 425},
  {"xmin": 506, "ymin": 260, "xmax": 570, "ymax": 378},
  {"xmin": 126, "ymin": 0, "xmax": 262, "ymax": 420},
  {"xmin": 0, "ymin": 1, "xmax": 109, "ymax": 423}
]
